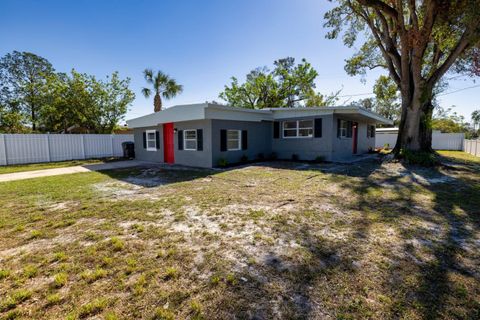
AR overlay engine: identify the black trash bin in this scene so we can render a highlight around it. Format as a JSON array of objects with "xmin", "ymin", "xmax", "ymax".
[{"xmin": 122, "ymin": 141, "xmax": 135, "ymax": 159}]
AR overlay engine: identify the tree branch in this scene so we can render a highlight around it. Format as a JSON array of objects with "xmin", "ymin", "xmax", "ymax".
[
  {"xmin": 353, "ymin": 6, "xmax": 401, "ymax": 85},
  {"xmin": 358, "ymin": 0, "xmax": 398, "ymax": 18},
  {"xmin": 428, "ymin": 30, "xmax": 472, "ymax": 87}
]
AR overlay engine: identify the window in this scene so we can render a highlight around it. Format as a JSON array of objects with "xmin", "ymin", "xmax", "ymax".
[
  {"xmin": 282, "ymin": 120, "xmax": 313, "ymax": 138},
  {"xmin": 146, "ymin": 130, "xmax": 157, "ymax": 151},
  {"xmin": 367, "ymin": 125, "xmax": 376, "ymax": 138},
  {"xmin": 227, "ymin": 130, "xmax": 241, "ymax": 150},
  {"xmin": 339, "ymin": 120, "xmax": 349, "ymax": 138},
  {"xmin": 184, "ymin": 129, "xmax": 197, "ymax": 150}
]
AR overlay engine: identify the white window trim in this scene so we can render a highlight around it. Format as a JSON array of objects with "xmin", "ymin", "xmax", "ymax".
[
  {"xmin": 339, "ymin": 120, "xmax": 349, "ymax": 139},
  {"xmin": 227, "ymin": 129, "xmax": 241, "ymax": 151},
  {"xmin": 183, "ymin": 129, "xmax": 197, "ymax": 151},
  {"xmin": 282, "ymin": 120, "xmax": 313, "ymax": 139},
  {"xmin": 146, "ymin": 129, "xmax": 157, "ymax": 151}
]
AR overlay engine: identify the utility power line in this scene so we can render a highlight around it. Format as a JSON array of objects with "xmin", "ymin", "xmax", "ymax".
[
  {"xmin": 337, "ymin": 92, "xmax": 374, "ymax": 98},
  {"xmin": 437, "ymin": 84, "xmax": 480, "ymax": 96}
]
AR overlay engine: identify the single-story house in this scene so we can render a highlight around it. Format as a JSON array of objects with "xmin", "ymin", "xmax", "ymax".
[{"xmin": 126, "ymin": 103, "xmax": 393, "ymax": 168}]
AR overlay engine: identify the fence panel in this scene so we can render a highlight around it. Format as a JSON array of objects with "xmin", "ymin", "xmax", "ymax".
[
  {"xmin": 4, "ymin": 134, "xmax": 50, "ymax": 165},
  {"xmin": 0, "ymin": 134, "xmax": 134, "ymax": 166},
  {"xmin": 375, "ymin": 133, "xmax": 398, "ymax": 149},
  {"xmin": 48, "ymin": 134, "xmax": 84, "ymax": 162},
  {"xmin": 464, "ymin": 140, "xmax": 480, "ymax": 157},
  {"xmin": 84, "ymin": 135, "xmax": 114, "ymax": 158},
  {"xmin": 376, "ymin": 132, "xmax": 464, "ymax": 150},
  {"xmin": 432, "ymin": 132, "xmax": 464, "ymax": 150}
]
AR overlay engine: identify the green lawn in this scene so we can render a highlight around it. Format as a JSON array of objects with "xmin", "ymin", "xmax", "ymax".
[
  {"xmin": 0, "ymin": 158, "xmax": 121, "ymax": 175},
  {"xmin": 438, "ymin": 150, "xmax": 480, "ymax": 165},
  {"xmin": 0, "ymin": 151, "xmax": 479, "ymax": 319}
]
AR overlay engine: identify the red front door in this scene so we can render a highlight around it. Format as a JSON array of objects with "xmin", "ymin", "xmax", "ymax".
[
  {"xmin": 163, "ymin": 123, "xmax": 175, "ymax": 164},
  {"xmin": 352, "ymin": 122, "xmax": 358, "ymax": 154}
]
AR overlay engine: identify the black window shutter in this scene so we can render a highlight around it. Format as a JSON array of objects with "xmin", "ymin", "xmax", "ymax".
[
  {"xmin": 220, "ymin": 129, "xmax": 227, "ymax": 152},
  {"xmin": 337, "ymin": 119, "xmax": 341, "ymax": 137},
  {"xmin": 347, "ymin": 121, "xmax": 353, "ymax": 138},
  {"xmin": 178, "ymin": 130, "xmax": 183, "ymax": 150},
  {"xmin": 314, "ymin": 118, "xmax": 322, "ymax": 138},
  {"xmin": 155, "ymin": 131, "xmax": 160, "ymax": 149},
  {"xmin": 143, "ymin": 132, "xmax": 147, "ymax": 148},
  {"xmin": 242, "ymin": 130, "xmax": 248, "ymax": 150},
  {"xmin": 273, "ymin": 121, "xmax": 280, "ymax": 139},
  {"xmin": 372, "ymin": 126, "xmax": 375, "ymax": 138},
  {"xmin": 197, "ymin": 129, "xmax": 203, "ymax": 151}
]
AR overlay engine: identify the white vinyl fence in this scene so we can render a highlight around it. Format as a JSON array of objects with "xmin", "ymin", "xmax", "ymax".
[
  {"xmin": 0, "ymin": 134, "xmax": 134, "ymax": 166},
  {"xmin": 376, "ymin": 131, "xmax": 465, "ymax": 150},
  {"xmin": 464, "ymin": 139, "xmax": 480, "ymax": 157}
]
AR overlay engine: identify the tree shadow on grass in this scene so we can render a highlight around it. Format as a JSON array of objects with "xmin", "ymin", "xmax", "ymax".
[
  {"xmin": 336, "ymin": 158, "xmax": 480, "ymax": 319},
  {"xmin": 211, "ymin": 157, "xmax": 480, "ymax": 319},
  {"xmin": 96, "ymin": 158, "xmax": 479, "ymax": 319}
]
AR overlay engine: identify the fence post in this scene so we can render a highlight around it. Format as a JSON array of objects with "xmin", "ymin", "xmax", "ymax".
[
  {"xmin": 81, "ymin": 135, "xmax": 86, "ymax": 159},
  {"xmin": 0, "ymin": 134, "xmax": 7, "ymax": 166},
  {"xmin": 46, "ymin": 133, "xmax": 51, "ymax": 162},
  {"xmin": 110, "ymin": 134, "xmax": 114, "ymax": 157}
]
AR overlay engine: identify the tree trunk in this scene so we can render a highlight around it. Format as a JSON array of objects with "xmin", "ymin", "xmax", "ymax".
[
  {"xmin": 154, "ymin": 93, "xmax": 162, "ymax": 112},
  {"xmin": 394, "ymin": 87, "xmax": 434, "ymax": 154},
  {"xmin": 31, "ymin": 106, "xmax": 36, "ymax": 131}
]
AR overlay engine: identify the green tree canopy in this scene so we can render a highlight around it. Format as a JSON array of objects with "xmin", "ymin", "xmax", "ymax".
[
  {"xmin": 219, "ymin": 57, "xmax": 339, "ymax": 109},
  {"xmin": 0, "ymin": 51, "xmax": 55, "ymax": 130},
  {"xmin": 0, "ymin": 51, "xmax": 134, "ymax": 134},
  {"xmin": 431, "ymin": 106, "xmax": 469, "ymax": 134},
  {"xmin": 351, "ymin": 75, "xmax": 401, "ymax": 124},
  {"xmin": 40, "ymin": 70, "xmax": 134, "ymax": 134}
]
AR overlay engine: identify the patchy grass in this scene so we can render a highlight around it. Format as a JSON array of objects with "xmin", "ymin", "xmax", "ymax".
[
  {"xmin": 438, "ymin": 150, "xmax": 480, "ymax": 165},
  {"xmin": 0, "ymin": 154, "xmax": 479, "ymax": 319},
  {"xmin": 0, "ymin": 158, "xmax": 121, "ymax": 175}
]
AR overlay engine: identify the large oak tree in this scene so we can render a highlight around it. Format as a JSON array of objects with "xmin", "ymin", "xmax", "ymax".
[{"xmin": 325, "ymin": 0, "xmax": 480, "ymax": 155}]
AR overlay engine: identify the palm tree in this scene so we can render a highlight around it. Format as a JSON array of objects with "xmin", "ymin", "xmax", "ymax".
[
  {"xmin": 141, "ymin": 69, "xmax": 183, "ymax": 112},
  {"xmin": 472, "ymin": 110, "xmax": 480, "ymax": 131}
]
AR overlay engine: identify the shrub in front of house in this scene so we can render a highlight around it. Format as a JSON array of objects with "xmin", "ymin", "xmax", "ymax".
[
  {"xmin": 218, "ymin": 158, "xmax": 228, "ymax": 167},
  {"xmin": 315, "ymin": 155, "xmax": 325, "ymax": 163}
]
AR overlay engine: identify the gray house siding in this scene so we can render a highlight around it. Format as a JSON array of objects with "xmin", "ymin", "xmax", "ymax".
[
  {"xmin": 211, "ymin": 120, "xmax": 272, "ymax": 166},
  {"xmin": 357, "ymin": 122, "xmax": 376, "ymax": 154},
  {"xmin": 174, "ymin": 120, "xmax": 213, "ymax": 168},
  {"xmin": 331, "ymin": 115, "xmax": 376, "ymax": 160},
  {"xmin": 272, "ymin": 115, "xmax": 333, "ymax": 161},
  {"xmin": 133, "ymin": 126, "xmax": 163, "ymax": 163}
]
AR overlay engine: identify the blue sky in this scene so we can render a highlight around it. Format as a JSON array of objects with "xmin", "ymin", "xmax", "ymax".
[{"xmin": 1, "ymin": 0, "xmax": 479, "ymax": 123}]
